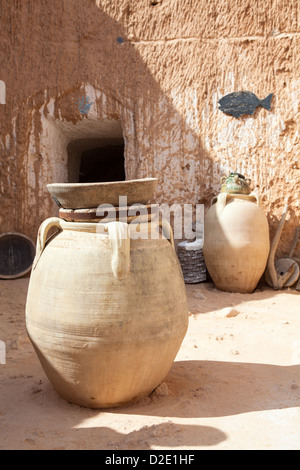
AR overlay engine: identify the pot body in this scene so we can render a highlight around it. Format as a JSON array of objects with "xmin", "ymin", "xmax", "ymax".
[
  {"xmin": 203, "ymin": 193, "xmax": 270, "ymax": 293},
  {"xmin": 26, "ymin": 218, "xmax": 188, "ymax": 408}
]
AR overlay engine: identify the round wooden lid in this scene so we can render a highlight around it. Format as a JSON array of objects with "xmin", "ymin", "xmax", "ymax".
[{"xmin": 0, "ymin": 232, "xmax": 35, "ymax": 279}]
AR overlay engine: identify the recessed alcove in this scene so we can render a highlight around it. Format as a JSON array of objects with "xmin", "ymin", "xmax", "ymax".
[
  {"xmin": 45, "ymin": 117, "xmax": 126, "ymax": 183},
  {"xmin": 67, "ymin": 137, "xmax": 125, "ymax": 183}
]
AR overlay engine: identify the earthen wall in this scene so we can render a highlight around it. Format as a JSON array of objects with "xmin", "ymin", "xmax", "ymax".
[{"xmin": 0, "ymin": 0, "xmax": 299, "ymax": 256}]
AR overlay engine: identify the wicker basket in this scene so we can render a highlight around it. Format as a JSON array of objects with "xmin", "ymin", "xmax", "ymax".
[{"xmin": 177, "ymin": 239, "xmax": 207, "ymax": 284}]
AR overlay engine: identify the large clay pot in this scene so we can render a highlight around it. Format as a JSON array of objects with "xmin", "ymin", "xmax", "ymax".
[
  {"xmin": 203, "ymin": 192, "xmax": 270, "ymax": 293},
  {"xmin": 26, "ymin": 210, "xmax": 188, "ymax": 409}
]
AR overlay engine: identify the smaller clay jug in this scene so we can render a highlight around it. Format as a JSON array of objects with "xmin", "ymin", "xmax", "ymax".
[
  {"xmin": 203, "ymin": 191, "xmax": 270, "ymax": 293},
  {"xmin": 220, "ymin": 172, "xmax": 251, "ymax": 195}
]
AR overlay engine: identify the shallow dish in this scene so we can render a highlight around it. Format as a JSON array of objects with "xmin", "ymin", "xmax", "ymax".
[{"xmin": 47, "ymin": 178, "xmax": 158, "ymax": 209}]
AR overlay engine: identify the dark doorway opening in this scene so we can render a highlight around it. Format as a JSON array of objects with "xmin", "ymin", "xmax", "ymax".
[
  {"xmin": 79, "ymin": 144, "xmax": 125, "ymax": 183},
  {"xmin": 67, "ymin": 135, "xmax": 125, "ymax": 183}
]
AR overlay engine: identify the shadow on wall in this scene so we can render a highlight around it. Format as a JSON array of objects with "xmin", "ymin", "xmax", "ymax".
[
  {"xmin": 0, "ymin": 1, "xmax": 288, "ymax": 300},
  {"xmin": 0, "ymin": 0, "xmax": 214, "ymax": 240},
  {"xmin": 1, "ymin": 0, "xmax": 298, "ymax": 259}
]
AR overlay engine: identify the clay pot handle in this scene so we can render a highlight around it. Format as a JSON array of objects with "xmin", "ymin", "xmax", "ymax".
[
  {"xmin": 104, "ymin": 221, "xmax": 131, "ymax": 280},
  {"xmin": 215, "ymin": 193, "xmax": 228, "ymax": 216},
  {"xmin": 32, "ymin": 217, "xmax": 63, "ymax": 270},
  {"xmin": 159, "ymin": 219, "xmax": 175, "ymax": 249},
  {"xmin": 220, "ymin": 176, "xmax": 227, "ymax": 184},
  {"xmin": 249, "ymin": 191, "xmax": 261, "ymax": 207}
]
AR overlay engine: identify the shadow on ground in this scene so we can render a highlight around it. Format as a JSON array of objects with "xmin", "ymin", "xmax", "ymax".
[
  {"xmin": 2, "ymin": 357, "xmax": 298, "ymax": 449},
  {"xmin": 118, "ymin": 359, "xmax": 300, "ymax": 418}
]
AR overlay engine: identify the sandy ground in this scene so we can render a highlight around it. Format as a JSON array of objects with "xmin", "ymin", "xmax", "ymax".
[{"xmin": 0, "ymin": 276, "xmax": 299, "ymax": 450}]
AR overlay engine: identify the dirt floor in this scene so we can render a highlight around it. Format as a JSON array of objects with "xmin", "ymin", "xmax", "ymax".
[{"xmin": 0, "ymin": 276, "xmax": 299, "ymax": 450}]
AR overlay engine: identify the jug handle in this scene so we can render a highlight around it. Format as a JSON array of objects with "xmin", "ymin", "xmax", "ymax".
[
  {"xmin": 104, "ymin": 221, "xmax": 131, "ymax": 280},
  {"xmin": 160, "ymin": 219, "xmax": 175, "ymax": 249},
  {"xmin": 210, "ymin": 193, "xmax": 228, "ymax": 217},
  {"xmin": 211, "ymin": 195, "xmax": 218, "ymax": 206},
  {"xmin": 249, "ymin": 191, "xmax": 261, "ymax": 207},
  {"xmin": 32, "ymin": 217, "xmax": 63, "ymax": 270},
  {"xmin": 212, "ymin": 192, "xmax": 261, "ymax": 209}
]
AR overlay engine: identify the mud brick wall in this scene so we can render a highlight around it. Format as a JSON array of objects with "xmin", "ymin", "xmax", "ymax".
[{"xmin": 0, "ymin": 0, "xmax": 299, "ymax": 256}]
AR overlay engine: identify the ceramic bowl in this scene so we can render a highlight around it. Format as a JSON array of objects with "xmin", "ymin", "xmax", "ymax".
[{"xmin": 47, "ymin": 178, "xmax": 158, "ymax": 209}]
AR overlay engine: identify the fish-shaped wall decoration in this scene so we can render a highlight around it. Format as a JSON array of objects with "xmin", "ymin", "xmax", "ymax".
[{"xmin": 218, "ymin": 91, "xmax": 273, "ymax": 118}]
